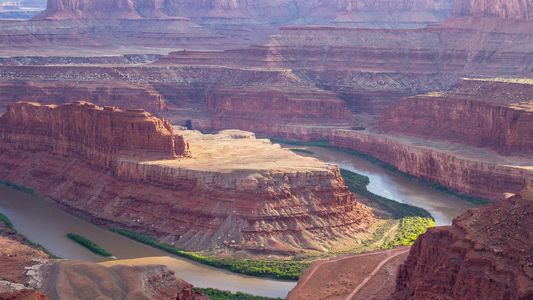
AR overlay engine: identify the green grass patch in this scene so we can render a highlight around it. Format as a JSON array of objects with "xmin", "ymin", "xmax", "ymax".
[
  {"xmin": 270, "ymin": 139, "xmax": 488, "ymax": 205},
  {"xmin": 289, "ymin": 148, "xmax": 314, "ymax": 154},
  {"xmin": 382, "ymin": 217, "xmax": 434, "ymax": 248},
  {"xmin": 0, "ymin": 180, "xmax": 39, "ymax": 196},
  {"xmin": 109, "ymin": 228, "xmax": 309, "ymax": 280},
  {"xmin": 0, "ymin": 213, "xmax": 61, "ymax": 259},
  {"xmin": 66, "ymin": 233, "xmax": 113, "ymax": 257},
  {"xmin": 193, "ymin": 288, "xmax": 283, "ymax": 300}
]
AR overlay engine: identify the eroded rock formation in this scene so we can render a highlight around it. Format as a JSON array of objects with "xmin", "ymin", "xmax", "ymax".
[
  {"xmin": 0, "ymin": 101, "xmax": 190, "ymax": 168},
  {"xmin": 38, "ymin": 261, "xmax": 208, "ymax": 300},
  {"xmin": 377, "ymin": 79, "xmax": 533, "ymax": 157},
  {"xmin": 0, "ymin": 101, "xmax": 376, "ymax": 255},
  {"xmin": 393, "ymin": 189, "xmax": 533, "ymax": 299}
]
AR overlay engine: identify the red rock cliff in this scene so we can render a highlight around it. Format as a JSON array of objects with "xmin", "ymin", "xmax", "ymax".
[
  {"xmin": 394, "ymin": 191, "xmax": 533, "ymax": 299},
  {"xmin": 377, "ymin": 79, "xmax": 533, "ymax": 157},
  {"xmin": 0, "ymin": 101, "xmax": 190, "ymax": 169},
  {"xmin": 0, "ymin": 102, "xmax": 376, "ymax": 255}
]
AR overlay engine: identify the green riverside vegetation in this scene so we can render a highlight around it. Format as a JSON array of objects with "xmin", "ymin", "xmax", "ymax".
[
  {"xmin": 66, "ymin": 233, "xmax": 113, "ymax": 257},
  {"xmin": 289, "ymin": 148, "xmax": 314, "ymax": 154},
  {"xmin": 0, "ymin": 180, "xmax": 39, "ymax": 196},
  {"xmin": 0, "ymin": 213, "xmax": 61, "ymax": 259},
  {"xmin": 109, "ymin": 228, "xmax": 309, "ymax": 280},
  {"xmin": 193, "ymin": 288, "xmax": 283, "ymax": 300},
  {"xmin": 270, "ymin": 138, "xmax": 488, "ymax": 205}
]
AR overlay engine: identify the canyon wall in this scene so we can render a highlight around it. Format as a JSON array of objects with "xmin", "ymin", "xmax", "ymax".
[
  {"xmin": 0, "ymin": 101, "xmax": 377, "ymax": 255},
  {"xmin": 377, "ymin": 79, "xmax": 533, "ymax": 157},
  {"xmin": 451, "ymin": 0, "xmax": 533, "ymax": 19},
  {"xmin": 0, "ymin": 102, "xmax": 190, "ymax": 168},
  {"xmin": 393, "ymin": 190, "xmax": 533, "ymax": 299},
  {"xmin": 0, "ymin": 81, "xmax": 167, "ymax": 113},
  {"xmin": 330, "ymin": 130, "xmax": 533, "ymax": 201}
]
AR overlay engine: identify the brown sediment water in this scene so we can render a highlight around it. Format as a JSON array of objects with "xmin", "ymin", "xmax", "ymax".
[
  {"xmin": 0, "ymin": 144, "xmax": 476, "ymax": 297},
  {"xmin": 281, "ymin": 144, "xmax": 478, "ymax": 226},
  {"xmin": 0, "ymin": 185, "xmax": 295, "ymax": 298}
]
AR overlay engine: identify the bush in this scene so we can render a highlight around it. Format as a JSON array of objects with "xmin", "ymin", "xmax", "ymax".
[
  {"xmin": 193, "ymin": 287, "xmax": 283, "ymax": 300},
  {"xmin": 67, "ymin": 233, "xmax": 113, "ymax": 257},
  {"xmin": 0, "ymin": 180, "xmax": 39, "ymax": 196},
  {"xmin": 289, "ymin": 148, "xmax": 314, "ymax": 154},
  {"xmin": 109, "ymin": 228, "xmax": 309, "ymax": 280}
]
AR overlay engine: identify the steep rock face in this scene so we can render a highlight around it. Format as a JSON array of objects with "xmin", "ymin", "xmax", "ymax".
[
  {"xmin": 0, "ymin": 81, "xmax": 166, "ymax": 113},
  {"xmin": 451, "ymin": 0, "xmax": 533, "ymax": 19},
  {"xmin": 330, "ymin": 130, "xmax": 533, "ymax": 201},
  {"xmin": 394, "ymin": 192, "xmax": 533, "ymax": 299},
  {"xmin": 0, "ymin": 101, "xmax": 190, "ymax": 169},
  {"xmin": 0, "ymin": 102, "xmax": 376, "ymax": 254},
  {"xmin": 377, "ymin": 79, "xmax": 533, "ymax": 157},
  {"xmin": 201, "ymin": 88, "xmax": 354, "ymax": 132},
  {"xmin": 158, "ymin": 18, "xmax": 533, "ymax": 77}
]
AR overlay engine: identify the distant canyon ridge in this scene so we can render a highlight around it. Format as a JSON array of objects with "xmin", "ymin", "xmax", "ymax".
[{"xmin": 1, "ymin": 0, "xmax": 533, "ymax": 202}]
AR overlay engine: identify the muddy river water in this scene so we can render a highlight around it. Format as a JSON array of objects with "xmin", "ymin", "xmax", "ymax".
[{"xmin": 0, "ymin": 145, "xmax": 477, "ymax": 298}]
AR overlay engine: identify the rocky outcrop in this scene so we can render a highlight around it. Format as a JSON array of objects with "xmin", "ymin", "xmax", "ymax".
[
  {"xmin": 39, "ymin": 260, "xmax": 208, "ymax": 300},
  {"xmin": 451, "ymin": 0, "xmax": 533, "ymax": 19},
  {"xmin": 377, "ymin": 79, "xmax": 533, "ymax": 157},
  {"xmin": 0, "ymin": 81, "xmax": 167, "ymax": 113},
  {"xmin": 393, "ymin": 190, "xmax": 533, "ymax": 299},
  {"xmin": 0, "ymin": 101, "xmax": 190, "ymax": 169},
  {"xmin": 0, "ymin": 102, "xmax": 376, "ymax": 255},
  {"xmin": 330, "ymin": 129, "xmax": 533, "ymax": 201},
  {"xmin": 0, "ymin": 290, "xmax": 52, "ymax": 300}
]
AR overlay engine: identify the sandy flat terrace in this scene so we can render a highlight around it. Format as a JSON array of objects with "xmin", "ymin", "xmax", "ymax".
[
  {"xmin": 350, "ymin": 130, "xmax": 533, "ymax": 169},
  {"xmin": 136, "ymin": 130, "xmax": 333, "ymax": 174}
]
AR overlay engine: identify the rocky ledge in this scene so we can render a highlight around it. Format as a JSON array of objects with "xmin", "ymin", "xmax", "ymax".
[
  {"xmin": 0, "ymin": 101, "xmax": 376, "ymax": 256},
  {"xmin": 377, "ymin": 78, "xmax": 533, "ymax": 157},
  {"xmin": 394, "ymin": 186, "xmax": 533, "ymax": 299}
]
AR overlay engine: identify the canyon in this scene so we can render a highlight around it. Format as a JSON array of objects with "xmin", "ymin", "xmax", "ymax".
[
  {"xmin": 393, "ymin": 187, "xmax": 533, "ymax": 299},
  {"xmin": 286, "ymin": 186, "xmax": 533, "ymax": 300},
  {"xmin": 0, "ymin": 214, "xmax": 208, "ymax": 300},
  {"xmin": 0, "ymin": 0, "xmax": 453, "ymax": 55},
  {"xmin": 0, "ymin": 101, "xmax": 378, "ymax": 256}
]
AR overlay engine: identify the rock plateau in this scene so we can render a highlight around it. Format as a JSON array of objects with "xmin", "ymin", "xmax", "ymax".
[{"xmin": 0, "ymin": 101, "xmax": 377, "ymax": 256}]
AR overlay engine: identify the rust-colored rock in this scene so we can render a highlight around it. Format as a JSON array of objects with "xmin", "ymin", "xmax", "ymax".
[
  {"xmin": 0, "ymin": 101, "xmax": 191, "ymax": 169},
  {"xmin": 0, "ymin": 290, "xmax": 52, "ymax": 300},
  {"xmin": 0, "ymin": 101, "xmax": 376, "ymax": 255},
  {"xmin": 393, "ymin": 191, "xmax": 533, "ymax": 299},
  {"xmin": 377, "ymin": 79, "xmax": 533, "ymax": 157},
  {"xmin": 0, "ymin": 81, "xmax": 166, "ymax": 113},
  {"xmin": 38, "ymin": 260, "xmax": 208, "ymax": 300}
]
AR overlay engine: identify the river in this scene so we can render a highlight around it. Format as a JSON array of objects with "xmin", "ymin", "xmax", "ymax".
[
  {"xmin": 279, "ymin": 144, "xmax": 478, "ymax": 226},
  {"xmin": 0, "ymin": 145, "xmax": 477, "ymax": 298}
]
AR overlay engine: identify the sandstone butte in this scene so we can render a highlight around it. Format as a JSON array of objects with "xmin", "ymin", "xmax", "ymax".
[
  {"xmin": 0, "ymin": 217, "xmax": 208, "ymax": 300},
  {"xmin": 393, "ymin": 187, "xmax": 533, "ymax": 300},
  {"xmin": 0, "ymin": 101, "xmax": 377, "ymax": 255},
  {"xmin": 286, "ymin": 186, "xmax": 533, "ymax": 300}
]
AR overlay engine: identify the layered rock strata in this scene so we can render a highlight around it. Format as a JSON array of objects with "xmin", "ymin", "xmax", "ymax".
[
  {"xmin": 0, "ymin": 101, "xmax": 190, "ymax": 168},
  {"xmin": 330, "ymin": 129, "xmax": 533, "ymax": 201},
  {"xmin": 0, "ymin": 81, "xmax": 167, "ymax": 113},
  {"xmin": 394, "ymin": 189, "xmax": 533, "ymax": 299},
  {"xmin": 38, "ymin": 261, "xmax": 208, "ymax": 300},
  {"xmin": 377, "ymin": 79, "xmax": 533, "ymax": 157},
  {"xmin": 0, "ymin": 101, "xmax": 376, "ymax": 255}
]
